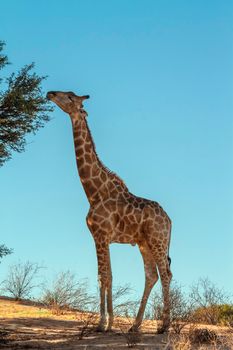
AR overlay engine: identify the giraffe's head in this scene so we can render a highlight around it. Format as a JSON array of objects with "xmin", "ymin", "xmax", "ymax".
[{"xmin": 46, "ymin": 91, "xmax": 89, "ymax": 118}]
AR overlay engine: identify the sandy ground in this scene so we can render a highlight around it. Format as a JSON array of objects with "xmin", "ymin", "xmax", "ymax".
[{"xmin": 0, "ymin": 297, "xmax": 231, "ymax": 350}]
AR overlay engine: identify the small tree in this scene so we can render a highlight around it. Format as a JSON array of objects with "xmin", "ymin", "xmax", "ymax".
[
  {"xmin": 1, "ymin": 261, "xmax": 43, "ymax": 300},
  {"xmin": 0, "ymin": 41, "xmax": 53, "ymax": 166},
  {"xmin": 0, "ymin": 244, "xmax": 12, "ymax": 262},
  {"xmin": 189, "ymin": 277, "xmax": 229, "ymax": 325},
  {"xmin": 41, "ymin": 271, "xmax": 95, "ymax": 314}
]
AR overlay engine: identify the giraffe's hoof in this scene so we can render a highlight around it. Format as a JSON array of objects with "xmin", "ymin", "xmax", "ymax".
[
  {"xmin": 157, "ymin": 325, "xmax": 169, "ymax": 334},
  {"xmin": 106, "ymin": 320, "xmax": 113, "ymax": 332},
  {"xmin": 106, "ymin": 328, "xmax": 114, "ymax": 333},
  {"xmin": 95, "ymin": 325, "xmax": 106, "ymax": 332},
  {"xmin": 128, "ymin": 325, "xmax": 139, "ymax": 333}
]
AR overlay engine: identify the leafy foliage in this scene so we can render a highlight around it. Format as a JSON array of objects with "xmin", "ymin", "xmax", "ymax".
[
  {"xmin": 0, "ymin": 41, "xmax": 53, "ymax": 166},
  {"xmin": 193, "ymin": 304, "xmax": 233, "ymax": 327},
  {"xmin": 0, "ymin": 41, "xmax": 9, "ymax": 71},
  {"xmin": 218, "ymin": 304, "xmax": 233, "ymax": 326},
  {"xmin": 0, "ymin": 244, "xmax": 12, "ymax": 261}
]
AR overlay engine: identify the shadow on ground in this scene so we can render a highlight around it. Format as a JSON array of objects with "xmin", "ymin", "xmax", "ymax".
[{"xmin": 0, "ymin": 317, "xmax": 167, "ymax": 349}]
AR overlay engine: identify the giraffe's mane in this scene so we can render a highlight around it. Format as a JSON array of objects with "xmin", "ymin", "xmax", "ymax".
[{"xmin": 84, "ymin": 118, "xmax": 128, "ymax": 190}]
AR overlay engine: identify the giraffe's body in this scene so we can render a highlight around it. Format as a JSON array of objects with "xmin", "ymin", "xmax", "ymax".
[{"xmin": 47, "ymin": 91, "xmax": 172, "ymax": 333}]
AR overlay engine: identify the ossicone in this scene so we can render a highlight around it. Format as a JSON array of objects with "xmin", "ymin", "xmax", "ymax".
[{"xmin": 81, "ymin": 95, "xmax": 90, "ymax": 100}]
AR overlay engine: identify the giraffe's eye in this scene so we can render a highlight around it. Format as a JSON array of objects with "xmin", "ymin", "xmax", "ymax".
[{"xmin": 69, "ymin": 96, "xmax": 73, "ymax": 102}]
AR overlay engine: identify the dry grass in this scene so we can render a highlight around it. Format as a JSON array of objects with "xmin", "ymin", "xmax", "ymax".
[{"xmin": 0, "ymin": 297, "xmax": 80, "ymax": 321}]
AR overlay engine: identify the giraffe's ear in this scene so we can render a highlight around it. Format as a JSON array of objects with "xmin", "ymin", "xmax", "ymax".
[{"xmin": 81, "ymin": 95, "xmax": 90, "ymax": 101}]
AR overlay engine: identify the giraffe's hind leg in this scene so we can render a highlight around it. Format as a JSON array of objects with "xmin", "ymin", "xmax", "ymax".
[
  {"xmin": 130, "ymin": 239, "xmax": 159, "ymax": 332},
  {"xmin": 156, "ymin": 256, "xmax": 172, "ymax": 333},
  {"xmin": 148, "ymin": 242, "xmax": 172, "ymax": 333}
]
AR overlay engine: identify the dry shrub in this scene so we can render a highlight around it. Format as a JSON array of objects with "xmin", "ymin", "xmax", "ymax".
[
  {"xmin": 115, "ymin": 317, "xmax": 142, "ymax": 348},
  {"xmin": 165, "ymin": 333, "xmax": 191, "ymax": 350},
  {"xmin": 188, "ymin": 327, "xmax": 217, "ymax": 345},
  {"xmin": 166, "ymin": 330, "xmax": 233, "ymax": 350},
  {"xmin": 41, "ymin": 271, "xmax": 95, "ymax": 315},
  {"xmin": 1, "ymin": 261, "xmax": 44, "ymax": 300},
  {"xmin": 171, "ymin": 320, "xmax": 189, "ymax": 335},
  {"xmin": 122, "ymin": 330, "xmax": 142, "ymax": 349},
  {"xmin": 124, "ymin": 331, "xmax": 142, "ymax": 349},
  {"xmin": 77, "ymin": 310, "xmax": 98, "ymax": 340},
  {"xmin": 190, "ymin": 278, "xmax": 229, "ymax": 325},
  {"xmin": 219, "ymin": 330, "xmax": 233, "ymax": 350},
  {"xmin": 0, "ymin": 329, "xmax": 9, "ymax": 345}
]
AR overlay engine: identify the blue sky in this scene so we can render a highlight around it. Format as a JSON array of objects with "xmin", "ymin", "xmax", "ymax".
[{"xmin": 0, "ymin": 0, "xmax": 233, "ymax": 297}]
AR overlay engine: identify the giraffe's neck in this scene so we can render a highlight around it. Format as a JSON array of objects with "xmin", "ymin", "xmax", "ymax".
[{"xmin": 71, "ymin": 116, "xmax": 128, "ymax": 205}]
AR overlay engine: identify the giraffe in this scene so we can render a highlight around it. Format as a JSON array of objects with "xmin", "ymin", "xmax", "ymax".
[{"xmin": 47, "ymin": 90, "xmax": 172, "ymax": 333}]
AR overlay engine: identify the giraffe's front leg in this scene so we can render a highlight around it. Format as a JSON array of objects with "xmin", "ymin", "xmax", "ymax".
[
  {"xmin": 106, "ymin": 270, "xmax": 113, "ymax": 331},
  {"xmin": 95, "ymin": 242, "xmax": 113, "ymax": 332}
]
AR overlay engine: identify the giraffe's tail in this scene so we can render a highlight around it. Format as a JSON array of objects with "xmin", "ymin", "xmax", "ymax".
[{"xmin": 167, "ymin": 221, "xmax": 172, "ymax": 268}]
